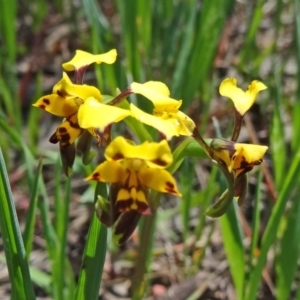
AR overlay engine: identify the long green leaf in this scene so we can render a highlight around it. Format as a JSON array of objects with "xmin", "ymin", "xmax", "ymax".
[
  {"xmin": 220, "ymin": 201, "xmax": 245, "ymax": 300},
  {"xmin": 23, "ymin": 158, "xmax": 43, "ymax": 256},
  {"xmin": 75, "ymin": 182, "xmax": 108, "ymax": 300},
  {"xmin": 180, "ymin": 0, "xmax": 235, "ymax": 108},
  {"xmin": 249, "ymin": 169, "xmax": 263, "ymax": 271},
  {"xmin": 292, "ymin": 0, "xmax": 300, "ymax": 149},
  {"xmin": 275, "ymin": 186, "xmax": 300, "ymax": 300},
  {"xmin": 270, "ymin": 71, "xmax": 286, "ymax": 190},
  {"xmin": 245, "ymin": 147, "xmax": 300, "ymax": 300},
  {"xmin": 0, "ymin": 148, "xmax": 35, "ymax": 299}
]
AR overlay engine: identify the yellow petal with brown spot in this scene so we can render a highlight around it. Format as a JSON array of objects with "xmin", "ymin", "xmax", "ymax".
[
  {"xmin": 104, "ymin": 136, "xmax": 173, "ymax": 168},
  {"xmin": 85, "ymin": 161, "xmax": 127, "ymax": 183},
  {"xmin": 232, "ymin": 144, "xmax": 268, "ymax": 171},
  {"xmin": 33, "ymin": 94, "xmax": 78, "ymax": 117},
  {"xmin": 115, "ymin": 186, "xmax": 149, "ymax": 213},
  {"xmin": 53, "ymin": 72, "xmax": 102, "ymax": 102},
  {"xmin": 50, "ymin": 120, "xmax": 83, "ymax": 146},
  {"xmin": 139, "ymin": 168, "xmax": 182, "ymax": 197}
]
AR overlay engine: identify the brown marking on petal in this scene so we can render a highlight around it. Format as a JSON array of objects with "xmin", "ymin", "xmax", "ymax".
[
  {"xmin": 151, "ymin": 158, "xmax": 168, "ymax": 167},
  {"xmin": 237, "ymin": 166, "xmax": 253, "ymax": 177},
  {"xmin": 165, "ymin": 181, "xmax": 176, "ymax": 194},
  {"xmin": 136, "ymin": 201, "xmax": 149, "ymax": 213},
  {"xmin": 43, "ymin": 98, "xmax": 50, "ymax": 105},
  {"xmin": 239, "ymin": 155, "xmax": 263, "ymax": 170},
  {"xmin": 49, "ymin": 132, "xmax": 59, "ymax": 144},
  {"xmin": 38, "ymin": 104, "xmax": 46, "ymax": 110},
  {"xmin": 67, "ymin": 118, "xmax": 81, "ymax": 129},
  {"xmin": 112, "ymin": 153, "xmax": 124, "ymax": 160},
  {"xmin": 116, "ymin": 199, "xmax": 134, "ymax": 212},
  {"xmin": 57, "ymin": 90, "xmax": 67, "ymax": 98},
  {"xmin": 91, "ymin": 172, "xmax": 100, "ymax": 180},
  {"xmin": 115, "ymin": 198, "xmax": 149, "ymax": 214},
  {"xmin": 60, "ymin": 132, "xmax": 71, "ymax": 145},
  {"xmin": 58, "ymin": 127, "xmax": 68, "ymax": 133}
]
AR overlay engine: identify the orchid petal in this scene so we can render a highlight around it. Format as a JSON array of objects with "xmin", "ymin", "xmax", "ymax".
[
  {"xmin": 219, "ymin": 78, "xmax": 267, "ymax": 115},
  {"xmin": 104, "ymin": 136, "xmax": 173, "ymax": 168},
  {"xmin": 50, "ymin": 119, "xmax": 83, "ymax": 146},
  {"xmin": 62, "ymin": 49, "xmax": 117, "ymax": 71},
  {"xmin": 131, "ymin": 81, "xmax": 182, "ymax": 112},
  {"xmin": 78, "ymin": 97, "xmax": 131, "ymax": 131},
  {"xmin": 139, "ymin": 168, "xmax": 181, "ymax": 196},
  {"xmin": 232, "ymin": 144, "xmax": 268, "ymax": 172},
  {"xmin": 130, "ymin": 103, "xmax": 179, "ymax": 140},
  {"xmin": 86, "ymin": 161, "xmax": 127, "ymax": 183},
  {"xmin": 53, "ymin": 72, "xmax": 102, "ymax": 102},
  {"xmin": 33, "ymin": 94, "xmax": 78, "ymax": 117}
]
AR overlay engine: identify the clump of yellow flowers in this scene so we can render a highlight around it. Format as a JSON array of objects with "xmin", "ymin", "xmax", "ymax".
[{"xmin": 34, "ymin": 49, "xmax": 268, "ymax": 244}]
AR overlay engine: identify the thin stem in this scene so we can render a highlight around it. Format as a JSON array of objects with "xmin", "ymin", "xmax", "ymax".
[
  {"xmin": 74, "ymin": 66, "xmax": 89, "ymax": 84},
  {"xmin": 131, "ymin": 192, "xmax": 160, "ymax": 300},
  {"xmin": 192, "ymin": 128, "xmax": 214, "ymax": 157},
  {"xmin": 231, "ymin": 110, "xmax": 244, "ymax": 142},
  {"xmin": 109, "ymin": 87, "xmax": 132, "ymax": 106}
]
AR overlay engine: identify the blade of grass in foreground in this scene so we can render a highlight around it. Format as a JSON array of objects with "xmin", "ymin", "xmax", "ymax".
[
  {"xmin": 180, "ymin": 0, "xmax": 235, "ymax": 109},
  {"xmin": 54, "ymin": 172, "xmax": 75, "ymax": 300},
  {"xmin": 245, "ymin": 146, "xmax": 300, "ymax": 300},
  {"xmin": 0, "ymin": 148, "xmax": 35, "ymax": 299},
  {"xmin": 249, "ymin": 169, "xmax": 262, "ymax": 273},
  {"xmin": 292, "ymin": 0, "xmax": 300, "ymax": 150},
  {"xmin": 22, "ymin": 158, "xmax": 43, "ymax": 256},
  {"xmin": 75, "ymin": 182, "xmax": 108, "ymax": 300},
  {"xmin": 220, "ymin": 201, "xmax": 245, "ymax": 300},
  {"xmin": 38, "ymin": 183, "xmax": 75, "ymax": 300},
  {"xmin": 275, "ymin": 185, "xmax": 300, "ymax": 300},
  {"xmin": 270, "ymin": 71, "xmax": 286, "ymax": 190}
]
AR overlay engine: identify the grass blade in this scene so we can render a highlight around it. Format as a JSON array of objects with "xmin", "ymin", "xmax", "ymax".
[
  {"xmin": 292, "ymin": 0, "xmax": 300, "ymax": 149},
  {"xmin": 275, "ymin": 185, "xmax": 300, "ymax": 299},
  {"xmin": 220, "ymin": 201, "xmax": 245, "ymax": 300},
  {"xmin": 180, "ymin": 0, "xmax": 235, "ymax": 108},
  {"xmin": 249, "ymin": 168, "xmax": 263, "ymax": 269},
  {"xmin": 0, "ymin": 148, "xmax": 35, "ymax": 299},
  {"xmin": 22, "ymin": 158, "xmax": 43, "ymax": 256},
  {"xmin": 245, "ymin": 147, "xmax": 300, "ymax": 300},
  {"xmin": 75, "ymin": 182, "xmax": 108, "ymax": 300},
  {"xmin": 116, "ymin": 0, "xmax": 141, "ymax": 80},
  {"xmin": 270, "ymin": 71, "xmax": 286, "ymax": 190}
]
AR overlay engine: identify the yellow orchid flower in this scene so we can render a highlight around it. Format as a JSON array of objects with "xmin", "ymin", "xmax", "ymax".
[
  {"xmin": 219, "ymin": 78, "xmax": 267, "ymax": 116},
  {"xmin": 86, "ymin": 136, "xmax": 181, "ymax": 213},
  {"xmin": 130, "ymin": 81, "xmax": 195, "ymax": 140},
  {"xmin": 62, "ymin": 49, "xmax": 117, "ymax": 71},
  {"xmin": 33, "ymin": 72, "xmax": 131, "ymax": 146},
  {"xmin": 210, "ymin": 138, "xmax": 268, "ymax": 177},
  {"xmin": 77, "ymin": 97, "xmax": 132, "ymax": 132}
]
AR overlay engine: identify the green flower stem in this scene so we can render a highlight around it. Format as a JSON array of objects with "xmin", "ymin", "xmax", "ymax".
[
  {"xmin": 131, "ymin": 191, "xmax": 160, "ymax": 300},
  {"xmin": 205, "ymin": 161, "xmax": 235, "ymax": 217},
  {"xmin": 109, "ymin": 87, "xmax": 132, "ymax": 106},
  {"xmin": 192, "ymin": 128, "xmax": 214, "ymax": 157},
  {"xmin": 231, "ymin": 110, "xmax": 244, "ymax": 142}
]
